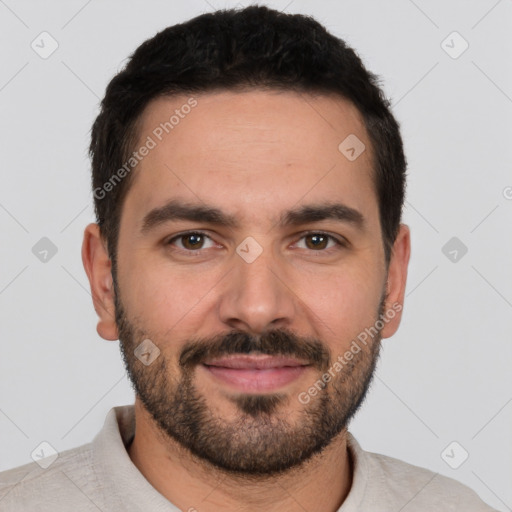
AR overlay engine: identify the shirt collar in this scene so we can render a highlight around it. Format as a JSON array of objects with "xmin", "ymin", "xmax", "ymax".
[
  {"xmin": 92, "ymin": 404, "xmax": 180, "ymax": 511},
  {"xmin": 92, "ymin": 404, "xmax": 368, "ymax": 511}
]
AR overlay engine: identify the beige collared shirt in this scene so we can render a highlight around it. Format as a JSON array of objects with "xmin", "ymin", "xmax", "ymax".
[{"xmin": 0, "ymin": 404, "xmax": 497, "ymax": 511}]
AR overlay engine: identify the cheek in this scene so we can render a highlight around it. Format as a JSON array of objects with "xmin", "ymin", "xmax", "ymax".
[
  {"xmin": 119, "ymin": 252, "xmax": 222, "ymax": 334},
  {"xmin": 295, "ymin": 266, "xmax": 383, "ymax": 349}
]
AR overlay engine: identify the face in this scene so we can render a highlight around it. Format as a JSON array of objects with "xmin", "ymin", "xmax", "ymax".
[{"xmin": 84, "ymin": 89, "xmax": 409, "ymax": 476}]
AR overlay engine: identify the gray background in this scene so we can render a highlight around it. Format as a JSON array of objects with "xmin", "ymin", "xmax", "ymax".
[{"xmin": 0, "ymin": 0, "xmax": 511, "ymax": 509}]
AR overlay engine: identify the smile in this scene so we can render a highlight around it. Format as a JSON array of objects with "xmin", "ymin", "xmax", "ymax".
[{"xmin": 202, "ymin": 355, "xmax": 311, "ymax": 392}]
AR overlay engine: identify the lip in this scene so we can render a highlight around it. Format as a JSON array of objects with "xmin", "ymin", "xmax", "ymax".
[
  {"xmin": 204, "ymin": 354, "xmax": 310, "ymax": 369},
  {"xmin": 202, "ymin": 355, "xmax": 311, "ymax": 392}
]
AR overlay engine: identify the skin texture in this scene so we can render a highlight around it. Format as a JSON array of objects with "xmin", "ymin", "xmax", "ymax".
[{"xmin": 82, "ymin": 90, "xmax": 410, "ymax": 512}]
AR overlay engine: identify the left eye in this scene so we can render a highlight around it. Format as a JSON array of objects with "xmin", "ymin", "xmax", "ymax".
[{"xmin": 295, "ymin": 233, "xmax": 342, "ymax": 251}]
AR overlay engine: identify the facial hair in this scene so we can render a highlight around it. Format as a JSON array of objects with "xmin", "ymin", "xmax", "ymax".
[{"xmin": 114, "ymin": 277, "xmax": 385, "ymax": 477}]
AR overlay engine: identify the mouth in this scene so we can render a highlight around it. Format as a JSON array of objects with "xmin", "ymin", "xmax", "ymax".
[{"xmin": 202, "ymin": 355, "xmax": 311, "ymax": 392}]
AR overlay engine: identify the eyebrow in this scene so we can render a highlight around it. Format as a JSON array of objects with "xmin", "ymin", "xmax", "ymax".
[{"xmin": 140, "ymin": 199, "xmax": 365, "ymax": 234}]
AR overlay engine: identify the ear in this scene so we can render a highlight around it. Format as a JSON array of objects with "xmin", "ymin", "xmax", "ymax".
[
  {"xmin": 81, "ymin": 223, "xmax": 119, "ymax": 341},
  {"xmin": 381, "ymin": 224, "xmax": 411, "ymax": 339}
]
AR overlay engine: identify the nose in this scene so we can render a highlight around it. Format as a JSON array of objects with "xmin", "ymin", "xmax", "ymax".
[{"xmin": 217, "ymin": 245, "xmax": 297, "ymax": 335}]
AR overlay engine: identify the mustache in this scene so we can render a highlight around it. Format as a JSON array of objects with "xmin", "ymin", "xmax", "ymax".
[{"xmin": 179, "ymin": 328, "xmax": 331, "ymax": 372}]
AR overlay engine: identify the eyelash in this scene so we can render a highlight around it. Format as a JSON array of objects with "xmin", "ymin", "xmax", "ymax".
[{"xmin": 166, "ymin": 230, "xmax": 347, "ymax": 255}]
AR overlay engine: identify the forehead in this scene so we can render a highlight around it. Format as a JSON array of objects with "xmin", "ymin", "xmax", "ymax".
[{"xmin": 122, "ymin": 89, "xmax": 377, "ymax": 229}]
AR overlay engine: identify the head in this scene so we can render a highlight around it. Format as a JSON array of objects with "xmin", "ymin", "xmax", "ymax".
[{"xmin": 82, "ymin": 5, "xmax": 410, "ymax": 477}]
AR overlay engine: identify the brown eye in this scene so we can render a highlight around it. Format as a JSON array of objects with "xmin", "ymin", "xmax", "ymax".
[
  {"xmin": 293, "ymin": 232, "xmax": 346, "ymax": 253},
  {"xmin": 181, "ymin": 233, "xmax": 204, "ymax": 250},
  {"xmin": 304, "ymin": 233, "xmax": 330, "ymax": 250},
  {"xmin": 168, "ymin": 232, "xmax": 215, "ymax": 251}
]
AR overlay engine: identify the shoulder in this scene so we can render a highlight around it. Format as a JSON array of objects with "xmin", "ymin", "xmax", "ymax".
[
  {"xmin": 0, "ymin": 442, "xmax": 101, "ymax": 512},
  {"xmin": 347, "ymin": 434, "xmax": 498, "ymax": 511},
  {"xmin": 373, "ymin": 452, "xmax": 494, "ymax": 509}
]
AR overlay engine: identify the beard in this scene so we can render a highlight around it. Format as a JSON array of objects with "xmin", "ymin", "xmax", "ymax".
[{"xmin": 114, "ymin": 276, "xmax": 385, "ymax": 478}]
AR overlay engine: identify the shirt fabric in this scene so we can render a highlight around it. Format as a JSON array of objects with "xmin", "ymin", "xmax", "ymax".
[{"xmin": 0, "ymin": 404, "xmax": 497, "ymax": 511}]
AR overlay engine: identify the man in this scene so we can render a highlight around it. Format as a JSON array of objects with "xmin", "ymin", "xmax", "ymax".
[{"xmin": 0, "ymin": 5, "xmax": 497, "ymax": 511}]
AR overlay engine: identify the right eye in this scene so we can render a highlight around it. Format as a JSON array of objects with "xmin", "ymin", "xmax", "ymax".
[{"xmin": 166, "ymin": 231, "xmax": 217, "ymax": 253}]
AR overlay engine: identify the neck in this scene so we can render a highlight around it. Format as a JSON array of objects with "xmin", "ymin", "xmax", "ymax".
[{"xmin": 127, "ymin": 399, "xmax": 353, "ymax": 512}]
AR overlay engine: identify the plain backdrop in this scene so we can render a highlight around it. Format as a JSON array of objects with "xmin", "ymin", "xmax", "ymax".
[{"xmin": 0, "ymin": 0, "xmax": 511, "ymax": 510}]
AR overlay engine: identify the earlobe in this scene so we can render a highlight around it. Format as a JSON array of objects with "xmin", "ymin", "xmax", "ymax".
[
  {"xmin": 381, "ymin": 224, "xmax": 411, "ymax": 339},
  {"xmin": 81, "ymin": 223, "xmax": 119, "ymax": 341}
]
